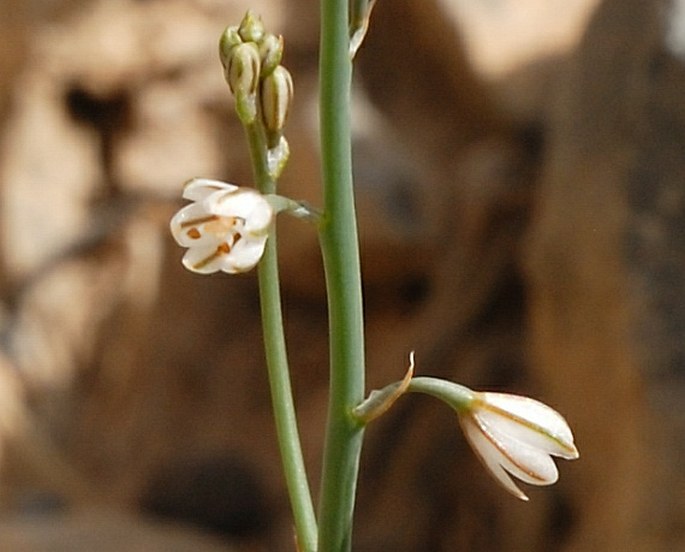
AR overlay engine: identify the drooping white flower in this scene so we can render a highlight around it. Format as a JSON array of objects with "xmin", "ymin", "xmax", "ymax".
[
  {"xmin": 170, "ymin": 178, "xmax": 273, "ymax": 274},
  {"xmin": 458, "ymin": 391, "xmax": 579, "ymax": 501},
  {"xmin": 359, "ymin": 371, "xmax": 579, "ymax": 501}
]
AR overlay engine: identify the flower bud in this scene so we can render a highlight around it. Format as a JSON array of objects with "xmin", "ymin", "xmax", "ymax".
[
  {"xmin": 260, "ymin": 65, "xmax": 293, "ymax": 146},
  {"xmin": 218, "ymin": 25, "xmax": 242, "ymax": 69},
  {"xmin": 238, "ymin": 10, "xmax": 265, "ymax": 43},
  {"xmin": 225, "ymin": 42, "xmax": 261, "ymax": 97},
  {"xmin": 259, "ymin": 33, "xmax": 284, "ymax": 77}
]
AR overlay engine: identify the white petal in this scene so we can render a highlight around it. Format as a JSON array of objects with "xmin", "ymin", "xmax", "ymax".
[
  {"xmin": 476, "ymin": 414, "xmax": 559, "ymax": 485},
  {"xmin": 182, "ymin": 178, "xmax": 237, "ymax": 201},
  {"xmin": 220, "ymin": 235, "xmax": 268, "ymax": 273},
  {"xmin": 210, "ymin": 189, "xmax": 273, "ymax": 232},
  {"xmin": 478, "ymin": 393, "xmax": 578, "ymax": 459},
  {"xmin": 244, "ymin": 203, "xmax": 274, "ymax": 234},
  {"xmin": 169, "ymin": 203, "xmax": 211, "ymax": 247},
  {"xmin": 181, "ymin": 245, "xmax": 226, "ymax": 274},
  {"xmin": 460, "ymin": 416, "xmax": 529, "ymax": 501},
  {"xmin": 476, "ymin": 407, "xmax": 576, "ymax": 460},
  {"xmin": 169, "ymin": 203, "xmax": 229, "ymax": 247}
]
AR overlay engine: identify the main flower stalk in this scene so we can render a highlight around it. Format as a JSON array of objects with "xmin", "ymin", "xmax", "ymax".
[{"xmin": 316, "ymin": 0, "xmax": 366, "ymax": 550}]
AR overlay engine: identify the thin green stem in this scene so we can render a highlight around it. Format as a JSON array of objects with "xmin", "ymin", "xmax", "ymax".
[
  {"xmin": 317, "ymin": 0, "xmax": 366, "ymax": 550},
  {"xmin": 408, "ymin": 377, "xmax": 476, "ymax": 411},
  {"xmin": 244, "ymin": 122, "xmax": 318, "ymax": 552}
]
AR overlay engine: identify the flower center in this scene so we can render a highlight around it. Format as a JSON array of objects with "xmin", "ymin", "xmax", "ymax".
[
  {"xmin": 204, "ymin": 216, "xmax": 239, "ymax": 237},
  {"xmin": 180, "ymin": 215, "xmax": 248, "ymax": 271},
  {"xmin": 182, "ymin": 215, "xmax": 246, "ymax": 241}
]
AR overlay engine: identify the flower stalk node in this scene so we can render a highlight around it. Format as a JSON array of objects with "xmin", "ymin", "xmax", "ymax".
[
  {"xmin": 352, "ymin": 351, "xmax": 415, "ymax": 424},
  {"xmin": 266, "ymin": 136, "xmax": 291, "ymax": 180},
  {"xmin": 349, "ymin": 0, "xmax": 378, "ymax": 58},
  {"xmin": 264, "ymin": 195, "xmax": 322, "ymax": 224}
]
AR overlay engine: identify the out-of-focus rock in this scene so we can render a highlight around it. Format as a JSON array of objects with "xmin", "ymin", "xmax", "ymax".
[
  {"xmin": 0, "ymin": 511, "xmax": 233, "ymax": 552},
  {"xmin": 526, "ymin": 0, "xmax": 685, "ymax": 549},
  {"xmin": 442, "ymin": 0, "xmax": 600, "ymax": 78}
]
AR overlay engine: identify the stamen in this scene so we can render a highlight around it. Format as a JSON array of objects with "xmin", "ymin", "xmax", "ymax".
[
  {"xmin": 192, "ymin": 242, "xmax": 232, "ymax": 270},
  {"xmin": 180, "ymin": 215, "xmax": 219, "ymax": 228},
  {"xmin": 186, "ymin": 228, "xmax": 202, "ymax": 239}
]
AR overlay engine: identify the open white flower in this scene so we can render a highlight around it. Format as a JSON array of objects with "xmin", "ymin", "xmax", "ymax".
[
  {"xmin": 170, "ymin": 178, "xmax": 273, "ymax": 274},
  {"xmin": 458, "ymin": 391, "xmax": 579, "ymax": 501}
]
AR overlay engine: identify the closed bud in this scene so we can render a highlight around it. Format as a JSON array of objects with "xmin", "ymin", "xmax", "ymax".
[
  {"xmin": 259, "ymin": 33, "xmax": 284, "ymax": 77},
  {"xmin": 218, "ymin": 26, "xmax": 242, "ymax": 69},
  {"xmin": 226, "ymin": 42, "xmax": 261, "ymax": 97},
  {"xmin": 260, "ymin": 65, "xmax": 293, "ymax": 145},
  {"xmin": 238, "ymin": 10, "xmax": 265, "ymax": 43}
]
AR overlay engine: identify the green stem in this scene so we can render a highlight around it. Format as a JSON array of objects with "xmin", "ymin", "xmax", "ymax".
[
  {"xmin": 245, "ymin": 122, "xmax": 318, "ymax": 552},
  {"xmin": 408, "ymin": 377, "xmax": 476, "ymax": 412},
  {"xmin": 317, "ymin": 0, "xmax": 366, "ymax": 550}
]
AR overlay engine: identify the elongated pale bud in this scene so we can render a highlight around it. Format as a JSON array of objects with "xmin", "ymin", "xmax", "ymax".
[
  {"xmin": 259, "ymin": 33, "xmax": 284, "ymax": 77},
  {"xmin": 226, "ymin": 42, "xmax": 260, "ymax": 97},
  {"xmin": 225, "ymin": 43, "xmax": 260, "ymax": 124},
  {"xmin": 260, "ymin": 65, "xmax": 294, "ymax": 148},
  {"xmin": 238, "ymin": 10, "xmax": 265, "ymax": 43},
  {"xmin": 218, "ymin": 26, "xmax": 242, "ymax": 70}
]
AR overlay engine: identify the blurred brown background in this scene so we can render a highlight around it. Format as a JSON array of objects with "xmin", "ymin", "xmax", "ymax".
[{"xmin": 0, "ymin": 0, "xmax": 684, "ymax": 550}]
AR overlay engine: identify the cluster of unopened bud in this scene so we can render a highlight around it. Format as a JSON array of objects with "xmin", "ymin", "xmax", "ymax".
[{"xmin": 219, "ymin": 11, "xmax": 293, "ymax": 148}]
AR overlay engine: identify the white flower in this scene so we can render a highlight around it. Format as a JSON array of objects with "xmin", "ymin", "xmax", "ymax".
[
  {"xmin": 170, "ymin": 178, "xmax": 273, "ymax": 274},
  {"xmin": 458, "ymin": 392, "xmax": 579, "ymax": 501}
]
